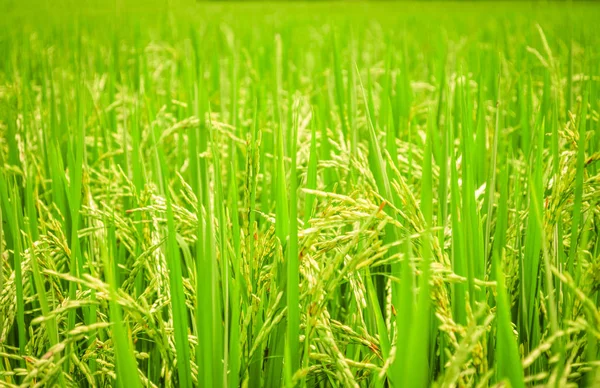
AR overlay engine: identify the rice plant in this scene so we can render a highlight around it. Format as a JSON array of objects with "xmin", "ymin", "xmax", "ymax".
[{"xmin": 0, "ymin": 1, "xmax": 599, "ymax": 387}]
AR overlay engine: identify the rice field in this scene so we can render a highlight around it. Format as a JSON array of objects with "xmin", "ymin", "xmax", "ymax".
[{"xmin": 1, "ymin": 1, "xmax": 600, "ymax": 387}]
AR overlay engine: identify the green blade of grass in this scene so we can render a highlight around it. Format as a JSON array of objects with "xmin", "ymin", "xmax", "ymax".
[
  {"xmin": 10, "ymin": 182, "xmax": 26, "ymax": 361},
  {"xmin": 494, "ymin": 251, "xmax": 525, "ymax": 388},
  {"xmin": 286, "ymin": 102, "xmax": 300, "ymax": 383},
  {"xmin": 103, "ymin": 223, "xmax": 142, "ymax": 388},
  {"xmin": 197, "ymin": 156, "xmax": 216, "ymax": 388},
  {"xmin": 160, "ymin": 152, "xmax": 193, "ymax": 388},
  {"xmin": 303, "ymin": 116, "xmax": 318, "ymax": 225}
]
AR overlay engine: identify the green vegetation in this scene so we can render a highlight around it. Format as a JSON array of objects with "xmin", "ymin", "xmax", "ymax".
[{"xmin": 1, "ymin": 1, "xmax": 599, "ymax": 386}]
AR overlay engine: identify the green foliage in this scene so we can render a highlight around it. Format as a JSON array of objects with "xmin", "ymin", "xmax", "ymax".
[{"xmin": 0, "ymin": 2, "xmax": 599, "ymax": 387}]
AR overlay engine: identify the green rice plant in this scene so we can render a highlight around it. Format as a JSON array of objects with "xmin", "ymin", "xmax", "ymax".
[{"xmin": 0, "ymin": 1, "xmax": 598, "ymax": 387}]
